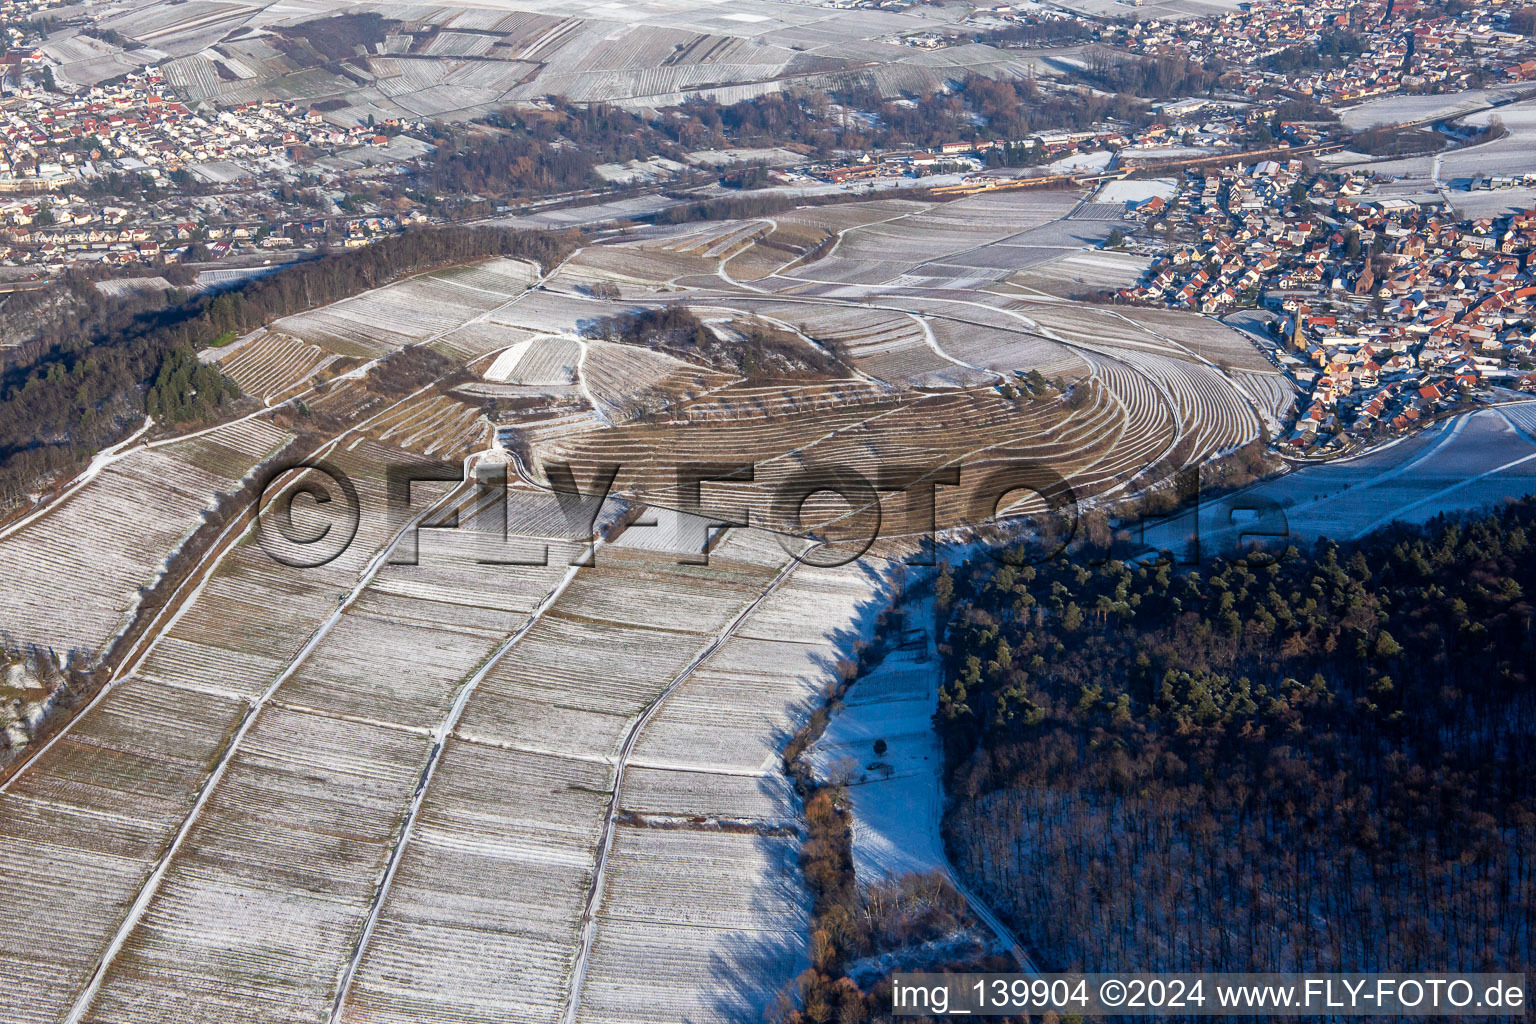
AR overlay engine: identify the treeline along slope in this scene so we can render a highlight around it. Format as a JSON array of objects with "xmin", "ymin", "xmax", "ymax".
[{"xmin": 0, "ymin": 226, "xmax": 576, "ymax": 502}]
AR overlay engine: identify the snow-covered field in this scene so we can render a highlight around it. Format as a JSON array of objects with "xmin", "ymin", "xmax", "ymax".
[
  {"xmin": 1338, "ymin": 87, "xmax": 1521, "ymax": 131},
  {"xmin": 1347, "ymin": 95, "xmax": 1536, "ymax": 181},
  {"xmin": 74, "ymin": 0, "xmax": 1056, "ymax": 120},
  {"xmin": 1042, "ymin": 0, "xmax": 1239, "ymax": 20},
  {"xmin": 1046, "ymin": 149, "xmax": 1114, "ymax": 174},
  {"xmin": 0, "ymin": 418, "xmax": 293, "ymax": 656},
  {"xmin": 813, "ymin": 627, "xmax": 949, "ymax": 881},
  {"xmin": 271, "ymin": 258, "xmax": 537, "ymax": 358},
  {"xmin": 1095, "ymin": 177, "xmax": 1179, "ymax": 205},
  {"xmin": 1143, "ymin": 404, "xmax": 1536, "ymax": 559},
  {"xmin": 1450, "ymin": 184, "xmax": 1536, "ymax": 220}
]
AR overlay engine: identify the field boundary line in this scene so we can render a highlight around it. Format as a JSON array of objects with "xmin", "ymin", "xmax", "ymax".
[
  {"xmin": 61, "ymin": 465, "xmax": 479, "ymax": 1024},
  {"xmin": 561, "ymin": 538, "xmax": 808, "ymax": 1024},
  {"xmin": 326, "ymin": 549, "xmax": 590, "ymax": 1023}
]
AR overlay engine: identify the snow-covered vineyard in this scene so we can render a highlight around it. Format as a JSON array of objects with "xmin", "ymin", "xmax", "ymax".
[
  {"xmin": 6, "ymin": 183, "xmax": 1530, "ymax": 1022},
  {"xmin": 52, "ymin": 0, "xmax": 1078, "ymax": 120},
  {"xmin": 0, "ymin": 418, "xmax": 294, "ymax": 656}
]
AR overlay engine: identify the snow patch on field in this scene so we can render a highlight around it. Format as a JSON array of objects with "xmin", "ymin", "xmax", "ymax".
[
  {"xmin": 1046, "ymin": 149, "xmax": 1113, "ymax": 174},
  {"xmin": 1338, "ymin": 87, "xmax": 1516, "ymax": 130},
  {"xmin": 1144, "ymin": 405, "xmax": 1536, "ymax": 559},
  {"xmin": 1096, "ymin": 177, "xmax": 1178, "ymax": 205},
  {"xmin": 482, "ymin": 333, "xmax": 583, "ymax": 384},
  {"xmin": 813, "ymin": 606, "xmax": 948, "ymax": 882}
]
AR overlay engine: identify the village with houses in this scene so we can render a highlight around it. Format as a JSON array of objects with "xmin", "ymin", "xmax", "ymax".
[
  {"xmin": 0, "ymin": 54, "xmax": 433, "ymax": 271},
  {"xmin": 0, "ymin": 0, "xmax": 1531, "ymax": 467},
  {"xmin": 1103, "ymin": 0, "xmax": 1536, "ymax": 101},
  {"xmin": 1120, "ymin": 161, "xmax": 1536, "ymax": 453}
]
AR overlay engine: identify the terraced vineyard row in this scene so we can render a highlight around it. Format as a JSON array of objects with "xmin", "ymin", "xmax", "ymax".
[
  {"xmin": 216, "ymin": 331, "xmax": 343, "ymax": 402},
  {"xmin": 370, "ymin": 393, "xmax": 488, "ymax": 458}
]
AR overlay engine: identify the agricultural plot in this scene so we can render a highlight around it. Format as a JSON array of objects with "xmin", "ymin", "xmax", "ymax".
[
  {"xmin": 498, "ymin": 406, "xmax": 609, "ymax": 449},
  {"xmin": 130, "ymin": 440, "xmax": 458, "ymax": 706},
  {"xmin": 427, "ymin": 257, "xmax": 539, "ymax": 298},
  {"xmin": 95, "ymin": 0, "xmax": 252, "ymax": 59},
  {"xmin": 1143, "ymin": 405, "xmax": 1536, "ymax": 560},
  {"xmin": 462, "ymin": 545, "xmax": 781, "ymax": 741},
  {"xmin": 1434, "ymin": 97, "xmax": 1536, "ymax": 181},
  {"xmin": 1337, "ymin": 91, "xmax": 1536, "ymax": 181},
  {"xmin": 479, "ymin": 327, "xmax": 733, "ymax": 421},
  {"xmin": 530, "ymin": 370, "xmax": 1142, "ymax": 536},
  {"xmin": 833, "ymin": 211, "xmax": 1013, "ymax": 268},
  {"xmin": 484, "ymin": 334, "xmax": 583, "ymax": 385},
  {"xmin": 0, "ymin": 438, "xmax": 472, "ymax": 1024},
  {"xmin": 83, "ymin": 0, "xmax": 1021, "ymax": 117},
  {"xmin": 1086, "ymin": 354, "xmax": 1181, "ymax": 485},
  {"xmin": 1112, "ymin": 307, "xmax": 1275, "ymax": 372},
  {"xmin": 0, "ymin": 675, "xmax": 248, "ymax": 1024},
  {"xmin": 432, "ymin": 322, "xmax": 537, "ymax": 363},
  {"xmin": 276, "ymin": 610, "xmax": 502, "ymax": 730},
  {"xmin": 924, "ymin": 316, "xmax": 1091, "ymax": 381},
  {"xmin": 768, "ymin": 304, "xmax": 994, "ymax": 388},
  {"xmin": 1005, "ymin": 249, "xmax": 1150, "ymax": 297},
  {"xmin": 658, "ymin": 220, "xmax": 770, "ymax": 260},
  {"xmin": 620, "ymin": 764, "xmax": 797, "ymax": 825},
  {"xmin": 900, "ymin": 219, "xmax": 1125, "ymax": 289},
  {"xmin": 273, "ymin": 260, "xmax": 532, "ymax": 359},
  {"xmin": 1019, "ymin": 303, "xmax": 1186, "ymax": 357},
  {"xmin": 556, "ymin": 243, "xmax": 721, "ymax": 292},
  {"xmin": 367, "ymin": 392, "xmax": 488, "ymax": 458},
  {"xmin": 1111, "ymin": 348, "xmax": 1261, "ymax": 459},
  {"xmin": 420, "ymin": 31, "xmax": 500, "ymax": 57},
  {"xmin": 0, "ymin": 418, "xmax": 292, "ymax": 656},
  {"xmin": 487, "ymin": 289, "xmax": 605, "ymax": 336},
  {"xmin": 808, "ymin": 191, "xmax": 1082, "ymax": 287},
  {"xmin": 632, "ymin": 556, "xmax": 892, "ymax": 785},
  {"xmin": 338, "ymin": 539, "xmax": 796, "ymax": 1024},
  {"xmin": 42, "ymin": 30, "xmax": 151, "ymax": 87},
  {"xmin": 78, "ymin": 526, "xmax": 574, "ymax": 1024},
  {"xmin": 1233, "ymin": 369, "xmax": 1296, "ymax": 431},
  {"xmin": 95, "ymin": 277, "xmax": 176, "ymax": 300},
  {"xmin": 162, "ymin": 52, "xmax": 225, "ymax": 97},
  {"xmin": 336, "ymin": 739, "xmax": 612, "ymax": 1024},
  {"xmin": 270, "ymin": 305, "xmax": 427, "ymax": 359},
  {"xmin": 580, "ymin": 339, "xmax": 736, "ymax": 419},
  {"xmin": 577, "ymin": 828, "xmax": 810, "ymax": 1024},
  {"xmin": 1338, "ymin": 87, "xmax": 1518, "ymax": 131},
  {"xmin": 723, "ymin": 222, "xmax": 833, "ymax": 281},
  {"xmin": 623, "ymin": 535, "xmax": 936, "ymax": 936},
  {"xmin": 776, "ymin": 199, "xmax": 928, "ymax": 236},
  {"xmin": 214, "ymin": 330, "xmax": 345, "ymax": 402},
  {"xmin": 80, "ymin": 708, "xmax": 435, "ymax": 1024}
]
